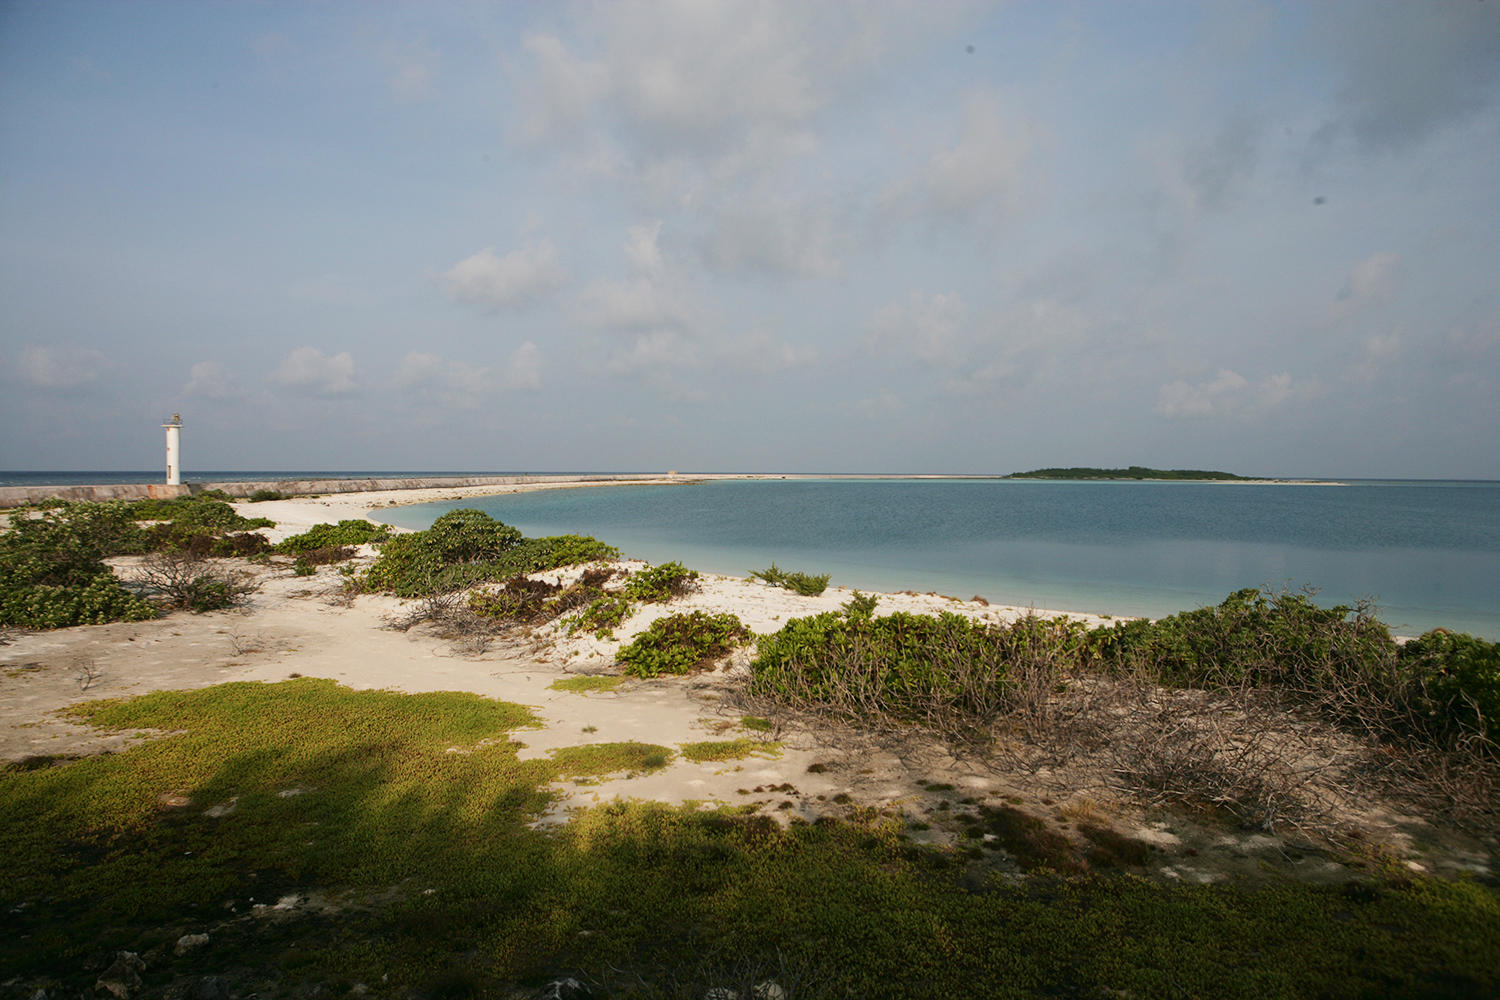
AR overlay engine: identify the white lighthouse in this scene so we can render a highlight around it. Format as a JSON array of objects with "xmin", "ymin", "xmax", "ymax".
[{"xmin": 163, "ymin": 413, "xmax": 182, "ymax": 485}]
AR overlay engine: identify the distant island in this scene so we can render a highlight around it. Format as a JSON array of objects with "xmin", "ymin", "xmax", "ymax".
[{"xmin": 1005, "ymin": 466, "xmax": 1251, "ymax": 481}]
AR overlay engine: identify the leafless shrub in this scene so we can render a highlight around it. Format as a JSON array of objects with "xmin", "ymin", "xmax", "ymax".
[
  {"xmin": 74, "ymin": 658, "xmax": 100, "ymax": 691},
  {"xmin": 135, "ymin": 549, "xmax": 258, "ymax": 612}
]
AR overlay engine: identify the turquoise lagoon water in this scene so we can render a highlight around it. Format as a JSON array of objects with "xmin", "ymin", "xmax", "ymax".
[{"xmin": 378, "ymin": 478, "xmax": 1500, "ymax": 639}]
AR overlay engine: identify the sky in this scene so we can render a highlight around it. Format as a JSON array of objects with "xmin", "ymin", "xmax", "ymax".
[{"xmin": 1, "ymin": 1, "xmax": 1497, "ymax": 479}]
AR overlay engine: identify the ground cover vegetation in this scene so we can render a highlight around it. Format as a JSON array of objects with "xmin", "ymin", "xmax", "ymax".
[
  {"xmin": 0, "ymin": 496, "xmax": 276, "ymax": 627},
  {"xmin": 2, "ymin": 678, "xmax": 1496, "ymax": 998},
  {"xmin": 749, "ymin": 563, "xmax": 830, "ymax": 596}
]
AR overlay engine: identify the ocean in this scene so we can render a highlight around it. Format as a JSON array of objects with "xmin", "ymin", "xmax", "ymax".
[{"xmin": 377, "ymin": 477, "xmax": 1500, "ymax": 640}]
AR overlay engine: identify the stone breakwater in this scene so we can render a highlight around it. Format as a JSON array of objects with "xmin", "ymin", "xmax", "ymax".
[{"xmin": 0, "ymin": 474, "xmax": 664, "ymax": 507}]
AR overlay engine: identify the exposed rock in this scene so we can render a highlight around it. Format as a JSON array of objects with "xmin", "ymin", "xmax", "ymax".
[
  {"xmin": 95, "ymin": 952, "xmax": 145, "ymax": 999},
  {"xmin": 173, "ymin": 933, "xmax": 210, "ymax": 956},
  {"xmin": 164, "ymin": 976, "xmax": 229, "ymax": 1000}
]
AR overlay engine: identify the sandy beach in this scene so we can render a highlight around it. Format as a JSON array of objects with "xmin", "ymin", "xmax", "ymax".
[{"xmin": 1, "ymin": 481, "xmax": 1492, "ymax": 885}]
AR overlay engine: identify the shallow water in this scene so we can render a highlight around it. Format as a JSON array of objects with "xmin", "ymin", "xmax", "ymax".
[{"xmin": 381, "ymin": 478, "xmax": 1500, "ymax": 638}]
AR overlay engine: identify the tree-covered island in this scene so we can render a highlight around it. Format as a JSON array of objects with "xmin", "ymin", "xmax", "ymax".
[{"xmin": 1006, "ymin": 466, "xmax": 1252, "ymax": 481}]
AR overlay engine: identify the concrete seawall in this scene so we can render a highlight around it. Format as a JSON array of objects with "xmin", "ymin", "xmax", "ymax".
[
  {"xmin": 0, "ymin": 474, "xmax": 663, "ymax": 507},
  {"xmin": 0, "ymin": 483, "xmax": 193, "ymax": 507}
]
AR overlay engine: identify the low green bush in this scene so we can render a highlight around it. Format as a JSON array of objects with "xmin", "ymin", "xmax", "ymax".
[
  {"xmin": 617, "ymin": 612, "xmax": 750, "ymax": 677},
  {"xmin": 1087, "ymin": 588, "xmax": 1396, "ymax": 691},
  {"xmin": 0, "ymin": 503, "xmax": 156, "ymax": 627},
  {"xmin": 276, "ymin": 520, "xmax": 393, "ymax": 554},
  {"xmin": 247, "ymin": 489, "xmax": 285, "ymax": 502},
  {"xmin": 365, "ymin": 512, "xmax": 619, "ymax": 598},
  {"xmin": 750, "ymin": 609, "xmax": 1078, "ymax": 734},
  {"xmin": 1400, "ymin": 629, "xmax": 1500, "ymax": 742},
  {"xmin": 469, "ymin": 568, "xmax": 614, "ymax": 627},
  {"xmin": 750, "ymin": 562, "xmax": 830, "ymax": 596},
  {"xmin": 566, "ymin": 595, "xmax": 633, "ymax": 638},
  {"xmin": 623, "ymin": 561, "xmax": 700, "ymax": 603}
]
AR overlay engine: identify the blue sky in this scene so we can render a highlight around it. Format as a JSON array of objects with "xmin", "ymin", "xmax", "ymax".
[{"xmin": 2, "ymin": 0, "xmax": 1497, "ymax": 478}]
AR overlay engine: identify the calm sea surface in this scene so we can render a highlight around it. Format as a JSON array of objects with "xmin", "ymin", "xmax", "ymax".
[{"xmin": 380, "ymin": 479, "xmax": 1500, "ymax": 639}]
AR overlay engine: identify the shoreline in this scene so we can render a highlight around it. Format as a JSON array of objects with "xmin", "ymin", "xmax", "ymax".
[
  {"xmin": 3, "ymin": 486, "xmax": 1489, "ymax": 889},
  {"xmin": 0, "ymin": 471, "xmax": 1351, "ymax": 507}
]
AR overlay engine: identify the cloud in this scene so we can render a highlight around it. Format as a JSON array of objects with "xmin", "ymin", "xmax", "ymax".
[
  {"xmin": 1155, "ymin": 369, "xmax": 1306, "ymax": 419},
  {"xmin": 1181, "ymin": 113, "xmax": 1261, "ymax": 212},
  {"xmin": 1316, "ymin": 1, "xmax": 1500, "ymax": 152},
  {"xmin": 722, "ymin": 330, "xmax": 819, "ymax": 375},
  {"xmin": 882, "ymin": 92, "xmax": 1038, "ymax": 228},
  {"xmin": 580, "ymin": 222, "xmax": 696, "ymax": 333},
  {"xmin": 183, "ymin": 361, "xmax": 241, "ymax": 399},
  {"xmin": 512, "ymin": 1, "xmax": 933, "ymax": 193},
  {"xmin": 382, "ymin": 39, "xmax": 437, "ymax": 102},
  {"xmin": 442, "ymin": 243, "xmax": 567, "ymax": 310},
  {"xmin": 699, "ymin": 198, "xmax": 845, "ymax": 278},
  {"xmin": 506, "ymin": 341, "xmax": 542, "ymax": 390},
  {"xmin": 14, "ymin": 345, "xmax": 110, "ymax": 388},
  {"xmin": 397, "ymin": 344, "xmax": 541, "ymax": 407},
  {"xmin": 272, "ymin": 347, "xmax": 357, "ymax": 395},
  {"xmin": 1337, "ymin": 251, "xmax": 1399, "ymax": 304},
  {"xmin": 868, "ymin": 292, "xmax": 966, "ymax": 367},
  {"xmin": 854, "ymin": 388, "xmax": 905, "ymax": 419},
  {"xmin": 604, "ymin": 331, "xmax": 699, "ymax": 376}
]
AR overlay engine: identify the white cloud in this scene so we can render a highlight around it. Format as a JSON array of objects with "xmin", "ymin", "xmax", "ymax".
[
  {"xmin": 854, "ymin": 388, "xmax": 906, "ymax": 419},
  {"xmin": 1155, "ymin": 369, "xmax": 1249, "ymax": 417},
  {"xmin": 1337, "ymin": 251, "xmax": 1400, "ymax": 304},
  {"xmin": 506, "ymin": 341, "xmax": 542, "ymax": 390},
  {"xmin": 442, "ymin": 243, "xmax": 567, "ymax": 310},
  {"xmin": 881, "ymin": 92, "xmax": 1039, "ymax": 228},
  {"xmin": 869, "ymin": 292, "xmax": 966, "ymax": 366},
  {"xmin": 1155, "ymin": 369, "xmax": 1305, "ymax": 419},
  {"xmin": 512, "ymin": 1, "xmax": 934, "ymax": 192},
  {"xmin": 382, "ymin": 39, "xmax": 437, "ymax": 102},
  {"xmin": 580, "ymin": 222, "xmax": 697, "ymax": 333},
  {"xmin": 183, "ymin": 360, "xmax": 241, "ymax": 399},
  {"xmin": 604, "ymin": 330, "xmax": 699, "ymax": 376},
  {"xmin": 272, "ymin": 347, "xmax": 357, "ymax": 395},
  {"xmin": 699, "ymin": 198, "xmax": 845, "ymax": 278},
  {"xmin": 15, "ymin": 345, "xmax": 109, "ymax": 388},
  {"xmin": 723, "ymin": 331, "xmax": 819, "ymax": 375},
  {"xmin": 397, "ymin": 344, "xmax": 541, "ymax": 407}
]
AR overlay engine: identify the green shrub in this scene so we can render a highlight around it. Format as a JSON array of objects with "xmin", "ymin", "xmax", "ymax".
[
  {"xmin": 617, "ymin": 612, "xmax": 750, "ymax": 677},
  {"xmin": 750, "ymin": 562, "xmax": 830, "ymax": 596},
  {"xmin": 841, "ymin": 591, "xmax": 879, "ymax": 619},
  {"xmin": 276, "ymin": 520, "xmax": 393, "ymax": 554},
  {"xmin": 1400, "ymin": 629, "xmax": 1500, "ymax": 742},
  {"xmin": 427, "ymin": 508, "xmax": 523, "ymax": 563},
  {"xmin": 1087, "ymin": 588, "xmax": 1396, "ymax": 691},
  {"xmin": 623, "ymin": 561, "xmax": 700, "ymax": 603},
  {"xmin": 365, "ymin": 518, "xmax": 618, "ymax": 598},
  {"xmin": 248, "ymin": 489, "xmax": 285, "ymax": 502},
  {"xmin": 0, "ymin": 503, "xmax": 156, "ymax": 627},
  {"xmin": 566, "ymin": 595, "xmax": 633, "ymax": 638},
  {"xmin": 751, "ymin": 609, "xmax": 1086, "ymax": 735},
  {"xmin": 469, "ymin": 568, "xmax": 616, "ymax": 627},
  {"xmin": 131, "ymin": 495, "xmax": 273, "ymax": 536}
]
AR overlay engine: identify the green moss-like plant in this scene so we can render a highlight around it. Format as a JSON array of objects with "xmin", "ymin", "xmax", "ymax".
[
  {"xmin": 548, "ymin": 676, "xmax": 626, "ymax": 694},
  {"xmin": 550, "ymin": 741, "xmax": 674, "ymax": 777},
  {"xmin": 678, "ymin": 739, "xmax": 781, "ymax": 763}
]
